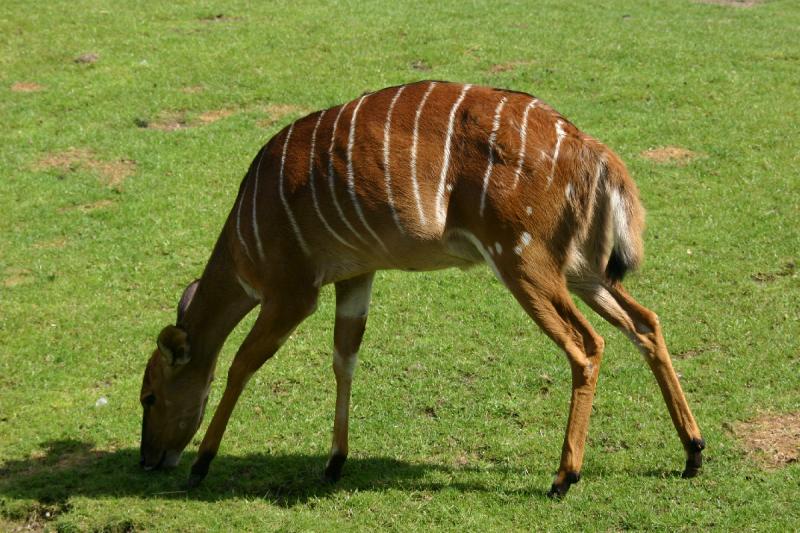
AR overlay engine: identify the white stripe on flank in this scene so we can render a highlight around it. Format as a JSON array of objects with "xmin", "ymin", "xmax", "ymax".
[
  {"xmin": 547, "ymin": 120, "xmax": 566, "ymax": 187},
  {"xmin": 383, "ymin": 85, "xmax": 407, "ymax": 234},
  {"xmin": 328, "ymin": 103, "xmax": 370, "ymax": 246},
  {"xmin": 410, "ymin": 81, "xmax": 437, "ymax": 227},
  {"xmin": 279, "ymin": 123, "xmax": 311, "ymax": 255},
  {"xmin": 308, "ymin": 110, "xmax": 357, "ymax": 250},
  {"xmin": 251, "ymin": 145, "xmax": 268, "ymax": 262},
  {"xmin": 513, "ymin": 231, "xmax": 532, "ymax": 256},
  {"xmin": 511, "ymin": 99, "xmax": 538, "ymax": 190},
  {"xmin": 347, "ymin": 94, "xmax": 389, "ymax": 253},
  {"xmin": 479, "ymin": 95, "xmax": 508, "ymax": 217},
  {"xmin": 435, "ymin": 84, "xmax": 472, "ymax": 227},
  {"xmin": 235, "ymin": 176, "xmax": 255, "ymax": 264}
]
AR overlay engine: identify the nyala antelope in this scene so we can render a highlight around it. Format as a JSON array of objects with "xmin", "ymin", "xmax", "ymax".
[{"xmin": 140, "ymin": 81, "xmax": 704, "ymax": 497}]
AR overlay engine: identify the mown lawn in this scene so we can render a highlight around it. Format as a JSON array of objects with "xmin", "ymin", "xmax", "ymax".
[{"xmin": 1, "ymin": 0, "xmax": 798, "ymax": 530}]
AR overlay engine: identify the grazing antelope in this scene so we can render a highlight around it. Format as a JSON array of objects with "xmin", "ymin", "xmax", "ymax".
[{"xmin": 139, "ymin": 81, "xmax": 704, "ymax": 497}]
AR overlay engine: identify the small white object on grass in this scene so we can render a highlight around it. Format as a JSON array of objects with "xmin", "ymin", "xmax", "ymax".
[{"xmin": 95, "ymin": 396, "xmax": 108, "ymax": 407}]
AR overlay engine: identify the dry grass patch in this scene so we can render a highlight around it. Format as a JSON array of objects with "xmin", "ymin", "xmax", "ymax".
[
  {"xmin": 2, "ymin": 268, "xmax": 35, "ymax": 288},
  {"xmin": 257, "ymin": 103, "xmax": 309, "ymax": 127},
  {"xmin": 35, "ymin": 148, "xmax": 136, "ymax": 189},
  {"xmin": 140, "ymin": 108, "xmax": 236, "ymax": 130},
  {"xmin": 10, "ymin": 82, "xmax": 44, "ymax": 93},
  {"xmin": 640, "ymin": 146, "xmax": 700, "ymax": 165},
  {"xmin": 58, "ymin": 199, "xmax": 116, "ymax": 214},
  {"xmin": 180, "ymin": 85, "xmax": 205, "ymax": 94},
  {"xmin": 694, "ymin": 0, "xmax": 764, "ymax": 7},
  {"xmin": 197, "ymin": 108, "xmax": 235, "ymax": 124},
  {"xmin": 734, "ymin": 412, "xmax": 800, "ymax": 469},
  {"xmin": 488, "ymin": 60, "xmax": 535, "ymax": 74},
  {"xmin": 33, "ymin": 237, "xmax": 68, "ymax": 249}
]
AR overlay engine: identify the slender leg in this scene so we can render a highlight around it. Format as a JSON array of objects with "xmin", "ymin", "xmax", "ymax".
[
  {"xmin": 504, "ymin": 272, "xmax": 605, "ymax": 497},
  {"xmin": 572, "ymin": 280, "xmax": 705, "ymax": 478},
  {"xmin": 188, "ymin": 289, "xmax": 319, "ymax": 487},
  {"xmin": 324, "ymin": 272, "xmax": 375, "ymax": 482}
]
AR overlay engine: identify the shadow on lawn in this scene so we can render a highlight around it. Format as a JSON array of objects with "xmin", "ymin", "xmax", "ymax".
[{"xmin": 0, "ymin": 439, "xmax": 550, "ymax": 507}]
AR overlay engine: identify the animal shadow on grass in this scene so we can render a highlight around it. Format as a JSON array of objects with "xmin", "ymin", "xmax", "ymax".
[{"xmin": 0, "ymin": 440, "xmax": 549, "ymax": 508}]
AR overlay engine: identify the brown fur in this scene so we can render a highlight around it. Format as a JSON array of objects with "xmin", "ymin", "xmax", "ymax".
[{"xmin": 140, "ymin": 81, "xmax": 703, "ymax": 496}]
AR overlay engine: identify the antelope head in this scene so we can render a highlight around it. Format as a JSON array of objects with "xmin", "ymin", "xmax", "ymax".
[{"xmin": 139, "ymin": 280, "xmax": 209, "ymax": 470}]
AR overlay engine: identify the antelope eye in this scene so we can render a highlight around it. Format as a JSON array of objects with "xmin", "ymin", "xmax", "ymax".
[{"xmin": 141, "ymin": 394, "xmax": 156, "ymax": 407}]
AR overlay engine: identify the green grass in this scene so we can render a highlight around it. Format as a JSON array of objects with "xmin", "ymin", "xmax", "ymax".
[{"xmin": 1, "ymin": 0, "xmax": 798, "ymax": 530}]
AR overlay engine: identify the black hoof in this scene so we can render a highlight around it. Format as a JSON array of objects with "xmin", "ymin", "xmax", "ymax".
[
  {"xmin": 323, "ymin": 453, "xmax": 347, "ymax": 483},
  {"xmin": 682, "ymin": 438, "xmax": 705, "ymax": 479},
  {"xmin": 187, "ymin": 451, "xmax": 215, "ymax": 489},
  {"xmin": 547, "ymin": 471, "xmax": 580, "ymax": 499},
  {"xmin": 186, "ymin": 472, "xmax": 206, "ymax": 489}
]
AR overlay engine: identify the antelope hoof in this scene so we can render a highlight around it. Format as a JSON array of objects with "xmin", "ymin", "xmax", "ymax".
[
  {"xmin": 187, "ymin": 451, "xmax": 214, "ymax": 489},
  {"xmin": 323, "ymin": 453, "xmax": 347, "ymax": 483},
  {"xmin": 547, "ymin": 471, "xmax": 580, "ymax": 499},
  {"xmin": 682, "ymin": 438, "xmax": 705, "ymax": 479}
]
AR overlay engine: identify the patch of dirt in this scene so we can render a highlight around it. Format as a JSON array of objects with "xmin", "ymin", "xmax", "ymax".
[
  {"xmin": 197, "ymin": 108, "xmax": 234, "ymax": 124},
  {"xmin": 694, "ymin": 0, "xmax": 763, "ymax": 7},
  {"xmin": 675, "ymin": 342, "xmax": 721, "ymax": 360},
  {"xmin": 58, "ymin": 199, "xmax": 116, "ymax": 214},
  {"xmin": 74, "ymin": 52, "xmax": 99, "ymax": 64},
  {"xmin": 198, "ymin": 13, "xmax": 242, "ymax": 22},
  {"xmin": 751, "ymin": 261, "xmax": 796, "ymax": 283},
  {"xmin": 488, "ymin": 60, "xmax": 534, "ymax": 74},
  {"xmin": 3, "ymin": 268, "xmax": 34, "ymax": 288},
  {"xmin": 33, "ymin": 237, "xmax": 68, "ymax": 249},
  {"xmin": 734, "ymin": 412, "xmax": 800, "ymax": 469},
  {"xmin": 410, "ymin": 59, "xmax": 432, "ymax": 71},
  {"xmin": 640, "ymin": 146, "xmax": 699, "ymax": 165},
  {"xmin": 10, "ymin": 82, "xmax": 44, "ymax": 93},
  {"xmin": 257, "ymin": 103, "xmax": 309, "ymax": 127},
  {"xmin": 139, "ymin": 108, "xmax": 237, "ymax": 130},
  {"xmin": 180, "ymin": 85, "xmax": 205, "ymax": 94},
  {"xmin": 35, "ymin": 148, "xmax": 136, "ymax": 189},
  {"xmin": 139, "ymin": 111, "xmax": 189, "ymax": 131}
]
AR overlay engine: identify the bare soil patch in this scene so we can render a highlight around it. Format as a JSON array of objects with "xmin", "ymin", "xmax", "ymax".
[
  {"xmin": 140, "ymin": 111, "xmax": 189, "ymax": 131},
  {"xmin": 58, "ymin": 199, "xmax": 116, "ymax": 214},
  {"xmin": 139, "ymin": 108, "xmax": 236, "ymax": 130},
  {"xmin": 640, "ymin": 146, "xmax": 699, "ymax": 165},
  {"xmin": 694, "ymin": 0, "xmax": 763, "ymax": 7},
  {"xmin": 734, "ymin": 412, "xmax": 800, "ymax": 469},
  {"xmin": 35, "ymin": 148, "xmax": 136, "ymax": 189},
  {"xmin": 3, "ymin": 268, "xmax": 34, "ymax": 288},
  {"xmin": 33, "ymin": 237, "xmax": 68, "ymax": 249},
  {"xmin": 675, "ymin": 342, "xmax": 721, "ymax": 360},
  {"xmin": 197, "ymin": 108, "xmax": 234, "ymax": 124},
  {"xmin": 257, "ymin": 103, "xmax": 309, "ymax": 127},
  {"xmin": 74, "ymin": 52, "xmax": 99, "ymax": 64},
  {"xmin": 751, "ymin": 261, "xmax": 796, "ymax": 283},
  {"xmin": 410, "ymin": 59, "xmax": 432, "ymax": 71},
  {"xmin": 10, "ymin": 82, "xmax": 44, "ymax": 93},
  {"xmin": 488, "ymin": 60, "xmax": 534, "ymax": 74}
]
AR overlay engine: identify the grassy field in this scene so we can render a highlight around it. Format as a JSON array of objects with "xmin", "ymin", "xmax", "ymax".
[{"xmin": 1, "ymin": 0, "xmax": 798, "ymax": 530}]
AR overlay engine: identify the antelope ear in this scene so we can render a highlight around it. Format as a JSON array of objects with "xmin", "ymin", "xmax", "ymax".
[
  {"xmin": 177, "ymin": 279, "xmax": 199, "ymax": 325},
  {"xmin": 157, "ymin": 325, "xmax": 191, "ymax": 366}
]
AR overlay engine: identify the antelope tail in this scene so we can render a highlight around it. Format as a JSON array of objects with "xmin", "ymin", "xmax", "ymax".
[{"xmin": 603, "ymin": 153, "xmax": 645, "ymax": 282}]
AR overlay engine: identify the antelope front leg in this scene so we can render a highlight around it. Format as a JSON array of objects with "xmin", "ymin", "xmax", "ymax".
[
  {"xmin": 188, "ymin": 293, "xmax": 318, "ymax": 488},
  {"xmin": 324, "ymin": 273, "xmax": 374, "ymax": 482}
]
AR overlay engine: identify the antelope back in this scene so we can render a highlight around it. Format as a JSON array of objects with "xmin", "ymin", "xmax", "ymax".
[{"xmin": 230, "ymin": 81, "xmax": 641, "ymax": 285}]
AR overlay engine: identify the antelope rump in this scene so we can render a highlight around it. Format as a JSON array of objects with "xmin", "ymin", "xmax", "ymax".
[{"xmin": 139, "ymin": 80, "xmax": 704, "ymax": 497}]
